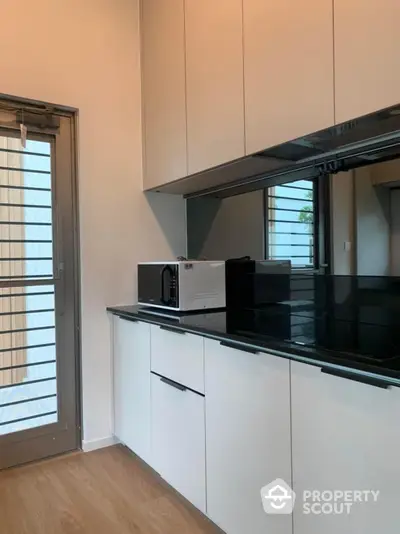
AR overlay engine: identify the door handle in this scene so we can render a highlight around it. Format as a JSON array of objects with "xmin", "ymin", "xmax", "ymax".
[
  {"xmin": 321, "ymin": 367, "xmax": 390, "ymax": 389},
  {"xmin": 160, "ymin": 376, "xmax": 187, "ymax": 392}
]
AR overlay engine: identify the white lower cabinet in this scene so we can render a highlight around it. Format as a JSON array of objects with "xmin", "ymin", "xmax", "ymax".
[
  {"xmin": 204, "ymin": 338, "xmax": 292, "ymax": 534},
  {"xmin": 113, "ymin": 317, "xmax": 151, "ymax": 465},
  {"xmin": 113, "ymin": 317, "xmax": 399, "ymax": 534},
  {"xmin": 291, "ymin": 361, "xmax": 400, "ymax": 534},
  {"xmin": 150, "ymin": 372, "xmax": 206, "ymax": 513}
]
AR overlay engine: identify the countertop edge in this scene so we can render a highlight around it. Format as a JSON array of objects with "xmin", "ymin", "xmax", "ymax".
[{"xmin": 107, "ymin": 307, "xmax": 400, "ymax": 388}]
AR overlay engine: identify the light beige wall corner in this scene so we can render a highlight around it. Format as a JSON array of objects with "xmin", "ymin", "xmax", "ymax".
[
  {"xmin": 0, "ymin": 0, "xmax": 186, "ymax": 445},
  {"xmin": 370, "ymin": 158, "xmax": 400, "ymax": 187},
  {"xmin": 390, "ymin": 189, "xmax": 400, "ymax": 276},
  {"xmin": 330, "ymin": 172, "xmax": 355, "ymax": 275},
  {"xmin": 187, "ymin": 191, "xmax": 264, "ymax": 260},
  {"xmin": 355, "ymin": 166, "xmax": 391, "ymax": 276}
]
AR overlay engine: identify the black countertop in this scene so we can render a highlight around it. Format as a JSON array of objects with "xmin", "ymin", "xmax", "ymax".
[{"xmin": 108, "ymin": 302, "xmax": 400, "ymax": 387}]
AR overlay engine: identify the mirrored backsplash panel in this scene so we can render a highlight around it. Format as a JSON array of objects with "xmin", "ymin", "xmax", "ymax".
[
  {"xmin": 187, "ymin": 157, "xmax": 400, "ymax": 277},
  {"xmin": 331, "ymin": 159, "xmax": 400, "ymax": 277},
  {"xmin": 186, "ymin": 190, "xmax": 265, "ymax": 261}
]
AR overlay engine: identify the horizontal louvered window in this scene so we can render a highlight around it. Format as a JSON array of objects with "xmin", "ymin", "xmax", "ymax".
[
  {"xmin": 0, "ymin": 136, "xmax": 57, "ymax": 436},
  {"xmin": 266, "ymin": 180, "xmax": 315, "ymax": 269}
]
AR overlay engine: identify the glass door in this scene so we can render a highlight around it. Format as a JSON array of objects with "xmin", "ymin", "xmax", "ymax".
[{"xmin": 0, "ymin": 112, "xmax": 80, "ymax": 469}]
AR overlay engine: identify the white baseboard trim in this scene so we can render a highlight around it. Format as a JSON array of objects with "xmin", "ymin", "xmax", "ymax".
[{"xmin": 82, "ymin": 435, "xmax": 118, "ymax": 452}]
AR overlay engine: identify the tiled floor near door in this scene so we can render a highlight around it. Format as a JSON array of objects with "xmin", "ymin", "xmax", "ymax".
[{"xmin": 0, "ymin": 445, "xmax": 222, "ymax": 534}]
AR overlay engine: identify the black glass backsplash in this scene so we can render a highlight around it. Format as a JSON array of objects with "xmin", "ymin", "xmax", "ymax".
[
  {"xmin": 228, "ymin": 274, "xmax": 400, "ymax": 362},
  {"xmin": 287, "ymin": 274, "xmax": 400, "ymax": 325}
]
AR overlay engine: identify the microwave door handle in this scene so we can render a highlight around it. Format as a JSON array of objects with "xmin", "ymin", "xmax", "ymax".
[
  {"xmin": 160, "ymin": 265, "xmax": 173, "ymax": 305},
  {"xmin": 160, "ymin": 266, "xmax": 167, "ymax": 304}
]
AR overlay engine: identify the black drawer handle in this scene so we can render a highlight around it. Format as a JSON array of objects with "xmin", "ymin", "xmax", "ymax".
[
  {"xmin": 321, "ymin": 367, "xmax": 390, "ymax": 389},
  {"xmin": 220, "ymin": 340, "xmax": 259, "ymax": 354},
  {"xmin": 160, "ymin": 376, "xmax": 187, "ymax": 392},
  {"xmin": 159, "ymin": 325, "xmax": 186, "ymax": 335},
  {"xmin": 117, "ymin": 315, "xmax": 138, "ymax": 323}
]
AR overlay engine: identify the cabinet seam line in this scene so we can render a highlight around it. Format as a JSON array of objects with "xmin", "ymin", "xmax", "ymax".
[
  {"xmin": 203, "ymin": 338, "xmax": 208, "ymax": 514},
  {"xmin": 332, "ymin": 0, "xmax": 336, "ymax": 124},
  {"xmin": 241, "ymin": 0, "xmax": 247, "ymax": 154},
  {"xmin": 138, "ymin": 0, "xmax": 147, "ymax": 190},
  {"xmin": 183, "ymin": 0, "xmax": 189, "ymax": 176},
  {"xmin": 149, "ymin": 324, "xmax": 153, "ymax": 461},
  {"xmin": 289, "ymin": 360, "xmax": 294, "ymax": 534}
]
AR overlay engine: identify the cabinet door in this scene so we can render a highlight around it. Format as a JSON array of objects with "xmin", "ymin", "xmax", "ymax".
[
  {"xmin": 243, "ymin": 0, "xmax": 334, "ymax": 153},
  {"xmin": 185, "ymin": 0, "xmax": 245, "ymax": 174},
  {"xmin": 141, "ymin": 0, "xmax": 187, "ymax": 189},
  {"xmin": 151, "ymin": 373, "xmax": 206, "ymax": 512},
  {"xmin": 205, "ymin": 339, "xmax": 292, "ymax": 534},
  {"xmin": 335, "ymin": 0, "xmax": 400, "ymax": 123},
  {"xmin": 113, "ymin": 317, "xmax": 151, "ymax": 464},
  {"xmin": 291, "ymin": 361, "xmax": 400, "ymax": 534}
]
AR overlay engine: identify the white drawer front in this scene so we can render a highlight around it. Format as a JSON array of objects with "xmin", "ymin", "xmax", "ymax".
[
  {"xmin": 150, "ymin": 325, "xmax": 204, "ymax": 393},
  {"xmin": 151, "ymin": 373, "xmax": 206, "ymax": 513}
]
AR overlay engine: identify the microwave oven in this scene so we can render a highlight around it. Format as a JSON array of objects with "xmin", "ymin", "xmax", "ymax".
[{"xmin": 138, "ymin": 261, "xmax": 226, "ymax": 311}]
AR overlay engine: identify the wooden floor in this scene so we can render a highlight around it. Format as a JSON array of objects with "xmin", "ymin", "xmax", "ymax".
[{"xmin": 0, "ymin": 445, "xmax": 222, "ymax": 534}]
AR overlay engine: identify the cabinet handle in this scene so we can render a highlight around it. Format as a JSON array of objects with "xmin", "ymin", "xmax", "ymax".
[
  {"xmin": 321, "ymin": 367, "xmax": 390, "ymax": 389},
  {"xmin": 117, "ymin": 314, "xmax": 138, "ymax": 323},
  {"xmin": 160, "ymin": 376, "xmax": 187, "ymax": 392},
  {"xmin": 220, "ymin": 340, "xmax": 259, "ymax": 354},
  {"xmin": 159, "ymin": 325, "xmax": 186, "ymax": 335}
]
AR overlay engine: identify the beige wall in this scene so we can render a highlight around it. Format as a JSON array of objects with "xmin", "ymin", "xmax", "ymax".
[
  {"xmin": 371, "ymin": 158, "xmax": 400, "ymax": 187},
  {"xmin": 330, "ymin": 166, "xmax": 392, "ymax": 276},
  {"xmin": 330, "ymin": 172, "xmax": 355, "ymax": 275},
  {"xmin": 355, "ymin": 166, "xmax": 391, "ymax": 276},
  {"xmin": 0, "ymin": 0, "xmax": 186, "ymax": 447},
  {"xmin": 390, "ymin": 189, "xmax": 400, "ymax": 276}
]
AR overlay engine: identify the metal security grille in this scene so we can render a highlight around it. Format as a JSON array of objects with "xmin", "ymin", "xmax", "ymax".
[
  {"xmin": 0, "ymin": 135, "xmax": 57, "ymax": 435},
  {"xmin": 266, "ymin": 180, "xmax": 315, "ymax": 269}
]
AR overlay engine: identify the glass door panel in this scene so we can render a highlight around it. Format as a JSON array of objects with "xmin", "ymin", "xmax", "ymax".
[{"xmin": 0, "ymin": 117, "xmax": 79, "ymax": 469}]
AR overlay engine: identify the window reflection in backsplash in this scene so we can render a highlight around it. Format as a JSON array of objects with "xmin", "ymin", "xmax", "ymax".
[{"xmin": 186, "ymin": 157, "xmax": 400, "ymax": 277}]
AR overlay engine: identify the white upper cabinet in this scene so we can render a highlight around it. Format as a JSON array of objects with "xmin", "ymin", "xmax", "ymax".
[
  {"xmin": 185, "ymin": 0, "xmax": 245, "ymax": 174},
  {"xmin": 334, "ymin": 0, "xmax": 400, "ymax": 123},
  {"xmin": 141, "ymin": 0, "xmax": 187, "ymax": 189},
  {"xmin": 243, "ymin": 0, "xmax": 334, "ymax": 154},
  {"xmin": 291, "ymin": 361, "xmax": 400, "ymax": 534}
]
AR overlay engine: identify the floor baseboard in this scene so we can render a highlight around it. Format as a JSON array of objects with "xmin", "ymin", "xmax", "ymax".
[{"xmin": 82, "ymin": 436, "xmax": 118, "ymax": 452}]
